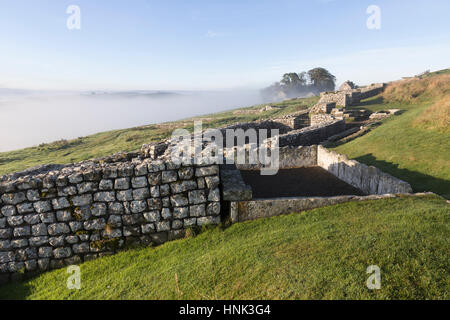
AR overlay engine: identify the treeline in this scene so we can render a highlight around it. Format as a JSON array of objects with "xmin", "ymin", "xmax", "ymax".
[{"xmin": 261, "ymin": 67, "xmax": 336, "ymax": 101}]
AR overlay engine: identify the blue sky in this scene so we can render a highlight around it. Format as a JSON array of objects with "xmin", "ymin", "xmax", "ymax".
[{"xmin": 0, "ymin": 0, "xmax": 449, "ymax": 90}]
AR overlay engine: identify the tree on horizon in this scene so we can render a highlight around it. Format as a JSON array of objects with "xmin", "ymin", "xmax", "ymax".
[
  {"xmin": 307, "ymin": 67, "xmax": 336, "ymax": 92},
  {"xmin": 261, "ymin": 67, "xmax": 336, "ymax": 101}
]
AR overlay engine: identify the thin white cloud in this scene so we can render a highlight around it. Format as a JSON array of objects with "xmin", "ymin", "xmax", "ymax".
[{"xmin": 205, "ymin": 30, "xmax": 230, "ymax": 38}]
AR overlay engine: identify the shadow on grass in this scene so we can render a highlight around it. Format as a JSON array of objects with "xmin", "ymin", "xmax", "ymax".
[
  {"xmin": 0, "ymin": 273, "xmax": 34, "ymax": 300},
  {"xmin": 0, "ymin": 157, "xmax": 25, "ymax": 166},
  {"xmin": 354, "ymin": 154, "xmax": 450, "ymax": 199},
  {"xmin": 324, "ymin": 122, "xmax": 384, "ymax": 148},
  {"xmin": 356, "ymin": 96, "xmax": 385, "ymax": 107}
]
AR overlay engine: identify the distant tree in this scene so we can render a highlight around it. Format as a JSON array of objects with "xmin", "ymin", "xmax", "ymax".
[
  {"xmin": 298, "ymin": 72, "xmax": 308, "ymax": 86},
  {"xmin": 307, "ymin": 67, "xmax": 336, "ymax": 92},
  {"xmin": 280, "ymin": 73, "xmax": 297, "ymax": 86},
  {"xmin": 280, "ymin": 72, "xmax": 309, "ymax": 88},
  {"xmin": 261, "ymin": 68, "xmax": 336, "ymax": 101}
]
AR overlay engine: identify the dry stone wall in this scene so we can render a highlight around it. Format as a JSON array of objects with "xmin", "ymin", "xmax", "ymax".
[
  {"xmin": 141, "ymin": 119, "xmax": 297, "ymax": 160},
  {"xmin": 272, "ymin": 111, "xmax": 310, "ymax": 130},
  {"xmin": 0, "ymin": 155, "xmax": 221, "ymax": 284},
  {"xmin": 317, "ymin": 82, "xmax": 385, "ymax": 108},
  {"xmin": 142, "ymin": 115, "xmax": 342, "ymax": 161},
  {"xmin": 220, "ymin": 120, "xmax": 346, "ymax": 159},
  {"xmin": 359, "ymin": 83, "xmax": 385, "ymax": 100},
  {"xmin": 317, "ymin": 146, "xmax": 412, "ymax": 194},
  {"xmin": 278, "ymin": 119, "xmax": 346, "ymax": 147},
  {"xmin": 318, "ymin": 91, "xmax": 349, "ymax": 107},
  {"xmin": 235, "ymin": 146, "xmax": 317, "ymax": 171},
  {"xmin": 232, "ymin": 193, "xmax": 428, "ymax": 223},
  {"xmin": 310, "ymin": 114, "xmax": 336, "ymax": 126},
  {"xmin": 310, "ymin": 102, "xmax": 336, "ymax": 114}
]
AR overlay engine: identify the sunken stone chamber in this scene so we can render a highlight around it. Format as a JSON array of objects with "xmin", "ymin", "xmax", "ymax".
[
  {"xmin": 240, "ymin": 167, "xmax": 364, "ymax": 199},
  {"xmin": 223, "ymin": 145, "xmax": 413, "ymax": 223}
]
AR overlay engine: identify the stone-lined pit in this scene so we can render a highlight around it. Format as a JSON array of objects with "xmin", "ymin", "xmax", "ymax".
[
  {"xmin": 226, "ymin": 145, "xmax": 413, "ymax": 223},
  {"xmin": 240, "ymin": 167, "xmax": 365, "ymax": 199}
]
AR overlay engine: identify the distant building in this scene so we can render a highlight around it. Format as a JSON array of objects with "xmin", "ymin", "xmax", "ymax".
[{"xmin": 339, "ymin": 81, "xmax": 357, "ymax": 91}]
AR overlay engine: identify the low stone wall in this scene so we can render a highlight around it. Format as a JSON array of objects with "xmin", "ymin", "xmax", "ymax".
[
  {"xmin": 279, "ymin": 119, "xmax": 346, "ymax": 147},
  {"xmin": 319, "ymin": 90, "xmax": 361, "ymax": 107},
  {"xmin": 141, "ymin": 119, "xmax": 297, "ymax": 160},
  {"xmin": 141, "ymin": 142, "xmax": 169, "ymax": 159},
  {"xmin": 220, "ymin": 165, "xmax": 252, "ymax": 202},
  {"xmin": 0, "ymin": 156, "xmax": 221, "ymax": 284},
  {"xmin": 318, "ymin": 92, "xmax": 349, "ymax": 107},
  {"xmin": 317, "ymin": 146, "xmax": 413, "ymax": 194},
  {"xmin": 231, "ymin": 193, "xmax": 431, "ymax": 223},
  {"xmin": 235, "ymin": 146, "xmax": 317, "ymax": 171},
  {"xmin": 310, "ymin": 114, "xmax": 336, "ymax": 126},
  {"xmin": 359, "ymin": 83, "xmax": 385, "ymax": 100},
  {"xmin": 346, "ymin": 90, "xmax": 361, "ymax": 105},
  {"xmin": 273, "ymin": 111, "xmax": 310, "ymax": 130},
  {"xmin": 143, "ymin": 116, "xmax": 343, "ymax": 162},
  {"xmin": 310, "ymin": 102, "xmax": 336, "ymax": 114},
  {"xmin": 219, "ymin": 120, "xmax": 293, "ymax": 136}
]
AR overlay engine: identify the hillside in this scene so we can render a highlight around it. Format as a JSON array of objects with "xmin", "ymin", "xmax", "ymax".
[
  {"xmin": 0, "ymin": 194, "xmax": 448, "ymax": 300},
  {"xmin": 332, "ymin": 70, "xmax": 450, "ymax": 198}
]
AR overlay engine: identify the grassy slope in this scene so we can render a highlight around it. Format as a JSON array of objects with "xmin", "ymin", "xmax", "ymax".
[
  {"xmin": 0, "ymin": 195, "xmax": 448, "ymax": 300},
  {"xmin": 0, "ymin": 97, "xmax": 318, "ymax": 176},
  {"xmin": 332, "ymin": 72, "xmax": 450, "ymax": 198},
  {"xmin": 422, "ymin": 69, "xmax": 450, "ymax": 78}
]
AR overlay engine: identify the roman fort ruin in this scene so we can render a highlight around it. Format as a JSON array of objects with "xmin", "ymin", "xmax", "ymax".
[{"xmin": 0, "ymin": 81, "xmax": 422, "ymax": 284}]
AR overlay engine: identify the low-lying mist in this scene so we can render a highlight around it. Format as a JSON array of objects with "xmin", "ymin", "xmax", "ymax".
[{"xmin": 0, "ymin": 90, "xmax": 265, "ymax": 152}]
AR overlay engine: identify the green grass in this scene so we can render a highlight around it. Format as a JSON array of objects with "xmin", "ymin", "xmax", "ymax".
[
  {"xmin": 0, "ymin": 96, "xmax": 318, "ymax": 176},
  {"xmin": 0, "ymin": 195, "xmax": 448, "ymax": 300},
  {"xmin": 332, "ymin": 73, "xmax": 450, "ymax": 198},
  {"xmin": 333, "ymin": 101, "xmax": 450, "ymax": 198},
  {"xmin": 421, "ymin": 69, "xmax": 450, "ymax": 78}
]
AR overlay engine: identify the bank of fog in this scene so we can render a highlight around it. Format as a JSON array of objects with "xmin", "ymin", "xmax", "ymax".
[{"xmin": 0, "ymin": 90, "xmax": 265, "ymax": 152}]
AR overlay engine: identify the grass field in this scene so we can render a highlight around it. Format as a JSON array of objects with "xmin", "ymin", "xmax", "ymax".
[
  {"xmin": 0, "ymin": 195, "xmax": 448, "ymax": 300},
  {"xmin": 332, "ymin": 72, "xmax": 450, "ymax": 198}
]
